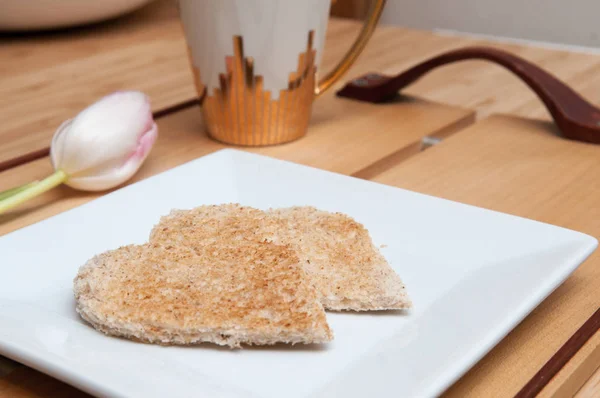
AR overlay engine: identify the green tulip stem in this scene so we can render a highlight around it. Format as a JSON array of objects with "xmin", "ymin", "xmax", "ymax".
[
  {"xmin": 0, "ymin": 181, "xmax": 40, "ymax": 201},
  {"xmin": 0, "ymin": 170, "xmax": 68, "ymax": 214}
]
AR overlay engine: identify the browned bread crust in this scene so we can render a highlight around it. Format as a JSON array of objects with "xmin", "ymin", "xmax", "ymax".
[
  {"xmin": 74, "ymin": 241, "xmax": 332, "ymax": 348},
  {"xmin": 150, "ymin": 204, "xmax": 411, "ymax": 311},
  {"xmin": 268, "ymin": 207, "xmax": 411, "ymax": 311}
]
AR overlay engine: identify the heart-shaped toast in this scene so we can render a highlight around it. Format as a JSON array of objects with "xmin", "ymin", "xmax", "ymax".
[
  {"xmin": 151, "ymin": 204, "xmax": 411, "ymax": 311},
  {"xmin": 74, "ymin": 241, "xmax": 332, "ymax": 347}
]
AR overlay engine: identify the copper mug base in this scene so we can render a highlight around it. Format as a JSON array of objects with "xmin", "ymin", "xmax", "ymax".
[
  {"xmin": 192, "ymin": 33, "xmax": 316, "ymax": 146},
  {"xmin": 180, "ymin": 0, "xmax": 386, "ymax": 147}
]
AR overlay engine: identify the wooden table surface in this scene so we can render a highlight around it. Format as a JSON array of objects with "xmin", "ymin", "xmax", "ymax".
[{"xmin": 1, "ymin": 1, "xmax": 600, "ymax": 396}]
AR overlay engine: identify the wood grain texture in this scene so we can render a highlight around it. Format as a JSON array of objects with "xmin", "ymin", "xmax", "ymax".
[
  {"xmin": 516, "ymin": 308, "xmax": 600, "ymax": 397},
  {"xmin": 4, "ymin": 2, "xmax": 600, "ymax": 167},
  {"xmin": 374, "ymin": 115, "xmax": 600, "ymax": 397},
  {"xmin": 338, "ymin": 46, "xmax": 600, "ymax": 145},
  {"xmin": 0, "ymin": 101, "xmax": 472, "ymax": 397},
  {"xmin": 401, "ymin": 42, "xmax": 600, "ymax": 122},
  {"xmin": 2, "ymin": 2, "xmax": 600, "ymax": 396},
  {"xmin": 319, "ymin": 22, "xmax": 600, "ymax": 125},
  {"xmin": 0, "ymin": 99, "xmax": 472, "ymax": 236},
  {"xmin": 0, "ymin": 368, "xmax": 90, "ymax": 398},
  {"xmin": 0, "ymin": 3, "xmax": 457, "ymax": 165},
  {"xmin": 576, "ymin": 353, "xmax": 600, "ymax": 398},
  {"xmin": 0, "ymin": 0, "xmax": 194, "ymax": 164},
  {"xmin": 547, "ymin": 330, "xmax": 600, "ymax": 397},
  {"xmin": 0, "ymin": 15, "xmax": 475, "ymax": 390}
]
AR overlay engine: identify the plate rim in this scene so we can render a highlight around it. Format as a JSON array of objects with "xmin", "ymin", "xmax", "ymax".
[{"xmin": 0, "ymin": 148, "xmax": 596, "ymax": 398}]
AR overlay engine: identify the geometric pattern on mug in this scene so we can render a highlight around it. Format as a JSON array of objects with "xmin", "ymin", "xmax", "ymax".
[{"xmin": 190, "ymin": 31, "xmax": 317, "ymax": 146}]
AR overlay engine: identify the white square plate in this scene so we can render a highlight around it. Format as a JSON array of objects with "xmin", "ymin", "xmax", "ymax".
[{"xmin": 0, "ymin": 149, "xmax": 596, "ymax": 398}]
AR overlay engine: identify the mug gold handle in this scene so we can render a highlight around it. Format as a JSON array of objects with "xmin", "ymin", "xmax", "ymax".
[{"xmin": 315, "ymin": 0, "xmax": 387, "ymax": 96}]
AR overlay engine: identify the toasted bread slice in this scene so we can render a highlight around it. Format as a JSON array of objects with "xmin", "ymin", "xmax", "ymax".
[
  {"xmin": 268, "ymin": 207, "xmax": 411, "ymax": 311},
  {"xmin": 74, "ymin": 241, "xmax": 332, "ymax": 348},
  {"xmin": 149, "ymin": 204, "xmax": 276, "ymax": 248},
  {"xmin": 150, "ymin": 204, "xmax": 411, "ymax": 311}
]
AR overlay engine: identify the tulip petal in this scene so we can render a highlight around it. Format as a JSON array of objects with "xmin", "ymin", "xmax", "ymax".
[
  {"xmin": 51, "ymin": 91, "xmax": 157, "ymax": 191},
  {"xmin": 64, "ymin": 120, "xmax": 158, "ymax": 191},
  {"xmin": 58, "ymin": 91, "xmax": 152, "ymax": 176},
  {"xmin": 50, "ymin": 119, "xmax": 73, "ymax": 170},
  {"xmin": 127, "ymin": 122, "xmax": 158, "ymax": 164},
  {"xmin": 65, "ymin": 156, "xmax": 142, "ymax": 191}
]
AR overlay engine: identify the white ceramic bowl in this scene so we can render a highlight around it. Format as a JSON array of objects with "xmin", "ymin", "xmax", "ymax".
[{"xmin": 0, "ymin": 0, "xmax": 155, "ymax": 31}]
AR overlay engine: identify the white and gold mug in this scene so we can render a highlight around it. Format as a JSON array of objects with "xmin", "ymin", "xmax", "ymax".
[{"xmin": 179, "ymin": 0, "xmax": 385, "ymax": 146}]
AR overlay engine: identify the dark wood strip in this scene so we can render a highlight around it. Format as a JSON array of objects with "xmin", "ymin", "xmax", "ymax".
[
  {"xmin": 0, "ymin": 98, "xmax": 200, "ymax": 174},
  {"xmin": 0, "ymin": 367, "xmax": 90, "ymax": 397},
  {"xmin": 352, "ymin": 111, "xmax": 475, "ymax": 180},
  {"xmin": 0, "ymin": 148, "xmax": 50, "ymax": 174},
  {"xmin": 152, "ymin": 98, "xmax": 199, "ymax": 119},
  {"xmin": 515, "ymin": 307, "xmax": 600, "ymax": 398}
]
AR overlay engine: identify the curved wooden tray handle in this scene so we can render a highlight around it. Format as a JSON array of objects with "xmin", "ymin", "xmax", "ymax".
[{"xmin": 336, "ymin": 46, "xmax": 600, "ymax": 144}]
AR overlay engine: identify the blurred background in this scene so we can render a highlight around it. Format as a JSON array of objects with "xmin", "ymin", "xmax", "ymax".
[{"xmin": 332, "ymin": 0, "xmax": 600, "ymax": 49}]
